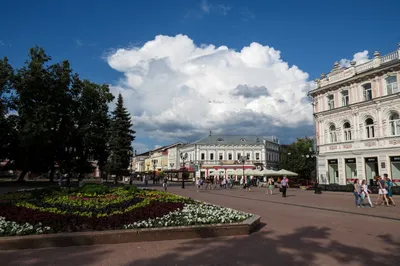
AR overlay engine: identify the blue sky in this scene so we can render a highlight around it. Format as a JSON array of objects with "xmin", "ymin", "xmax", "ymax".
[{"xmin": 1, "ymin": 0, "xmax": 400, "ymax": 152}]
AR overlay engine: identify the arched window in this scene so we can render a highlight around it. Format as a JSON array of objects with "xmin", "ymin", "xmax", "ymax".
[
  {"xmin": 329, "ymin": 125, "xmax": 337, "ymax": 143},
  {"xmin": 343, "ymin": 122, "xmax": 352, "ymax": 141},
  {"xmin": 389, "ymin": 112, "xmax": 400, "ymax": 136},
  {"xmin": 365, "ymin": 118, "xmax": 375, "ymax": 138},
  {"xmin": 386, "ymin": 76, "xmax": 399, "ymax": 95}
]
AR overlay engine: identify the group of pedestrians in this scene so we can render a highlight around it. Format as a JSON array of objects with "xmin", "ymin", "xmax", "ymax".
[
  {"xmin": 264, "ymin": 176, "xmax": 289, "ymax": 197},
  {"xmin": 353, "ymin": 173, "xmax": 396, "ymax": 208},
  {"xmin": 195, "ymin": 176, "xmax": 234, "ymax": 192}
]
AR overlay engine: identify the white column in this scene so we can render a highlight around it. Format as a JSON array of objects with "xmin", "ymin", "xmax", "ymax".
[
  {"xmin": 352, "ymin": 114, "xmax": 360, "ymax": 140},
  {"xmin": 377, "ymin": 106, "xmax": 383, "ymax": 138}
]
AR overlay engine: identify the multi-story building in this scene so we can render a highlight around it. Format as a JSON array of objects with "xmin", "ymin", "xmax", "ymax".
[
  {"xmin": 132, "ymin": 151, "xmax": 149, "ymax": 172},
  {"xmin": 309, "ymin": 43, "xmax": 400, "ymax": 185},
  {"xmin": 135, "ymin": 143, "xmax": 182, "ymax": 173},
  {"xmin": 173, "ymin": 134, "xmax": 280, "ymax": 179}
]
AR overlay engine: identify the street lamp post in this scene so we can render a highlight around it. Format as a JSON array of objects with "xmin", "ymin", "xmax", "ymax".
[
  {"xmin": 238, "ymin": 155, "xmax": 249, "ymax": 182},
  {"xmin": 198, "ymin": 161, "xmax": 203, "ymax": 182},
  {"xmin": 169, "ymin": 163, "xmax": 174, "ymax": 181},
  {"xmin": 152, "ymin": 159, "xmax": 157, "ymax": 184},
  {"xmin": 64, "ymin": 146, "xmax": 76, "ymax": 190},
  {"xmin": 180, "ymin": 152, "xmax": 188, "ymax": 189}
]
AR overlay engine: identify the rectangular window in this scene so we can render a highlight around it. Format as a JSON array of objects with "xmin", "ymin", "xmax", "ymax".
[
  {"xmin": 210, "ymin": 153, "xmax": 214, "ymax": 160},
  {"xmin": 201, "ymin": 153, "xmax": 205, "ymax": 160},
  {"xmin": 327, "ymin": 95, "xmax": 335, "ymax": 110},
  {"xmin": 219, "ymin": 153, "xmax": 223, "ymax": 160},
  {"xmin": 366, "ymin": 126, "xmax": 375, "ymax": 138},
  {"xmin": 246, "ymin": 153, "xmax": 251, "ymax": 160},
  {"xmin": 387, "ymin": 76, "xmax": 399, "ymax": 95},
  {"xmin": 341, "ymin": 90, "xmax": 349, "ymax": 106},
  {"xmin": 255, "ymin": 153, "xmax": 260, "ymax": 160},
  {"xmin": 237, "ymin": 153, "xmax": 241, "ymax": 160},
  {"xmin": 228, "ymin": 153, "xmax": 232, "ymax": 160},
  {"xmin": 344, "ymin": 130, "xmax": 352, "ymax": 141},
  {"xmin": 363, "ymin": 84, "xmax": 372, "ymax": 101}
]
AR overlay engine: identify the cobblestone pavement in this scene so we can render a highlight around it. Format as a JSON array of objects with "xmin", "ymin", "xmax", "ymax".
[{"xmin": 1, "ymin": 184, "xmax": 399, "ymax": 266}]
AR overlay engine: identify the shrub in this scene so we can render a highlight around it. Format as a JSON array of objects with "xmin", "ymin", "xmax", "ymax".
[
  {"xmin": 123, "ymin": 184, "xmax": 138, "ymax": 194},
  {"xmin": 77, "ymin": 184, "xmax": 109, "ymax": 195}
]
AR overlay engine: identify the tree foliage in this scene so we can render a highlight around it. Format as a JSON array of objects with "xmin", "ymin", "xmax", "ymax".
[
  {"xmin": 106, "ymin": 94, "xmax": 135, "ymax": 179},
  {"xmin": 0, "ymin": 46, "xmax": 133, "ymax": 182},
  {"xmin": 279, "ymin": 137, "xmax": 316, "ymax": 179},
  {"xmin": 0, "ymin": 57, "xmax": 15, "ymax": 161}
]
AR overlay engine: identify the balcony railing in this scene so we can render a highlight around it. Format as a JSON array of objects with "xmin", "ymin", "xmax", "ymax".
[
  {"xmin": 381, "ymin": 51, "xmax": 399, "ymax": 63},
  {"xmin": 355, "ymin": 60, "xmax": 374, "ymax": 73},
  {"xmin": 314, "ymin": 44, "xmax": 400, "ymax": 89}
]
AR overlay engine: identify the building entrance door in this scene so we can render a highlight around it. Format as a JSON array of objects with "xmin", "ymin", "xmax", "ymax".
[
  {"xmin": 345, "ymin": 158, "xmax": 357, "ymax": 183},
  {"xmin": 327, "ymin": 159, "xmax": 338, "ymax": 184},
  {"xmin": 365, "ymin": 157, "xmax": 378, "ymax": 182}
]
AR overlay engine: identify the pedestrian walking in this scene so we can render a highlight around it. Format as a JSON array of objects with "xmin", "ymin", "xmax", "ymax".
[
  {"xmin": 385, "ymin": 175, "xmax": 396, "ymax": 206},
  {"xmin": 196, "ymin": 178, "xmax": 201, "ymax": 192},
  {"xmin": 361, "ymin": 179, "xmax": 373, "ymax": 207},
  {"xmin": 162, "ymin": 176, "xmax": 168, "ymax": 191},
  {"xmin": 375, "ymin": 176, "xmax": 389, "ymax": 206},
  {"xmin": 353, "ymin": 179, "xmax": 363, "ymax": 207},
  {"xmin": 281, "ymin": 176, "xmax": 289, "ymax": 197},
  {"xmin": 266, "ymin": 177, "xmax": 274, "ymax": 195}
]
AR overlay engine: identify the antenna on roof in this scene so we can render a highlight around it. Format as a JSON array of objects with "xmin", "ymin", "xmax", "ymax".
[{"xmin": 209, "ymin": 130, "xmax": 212, "ymax": 136}]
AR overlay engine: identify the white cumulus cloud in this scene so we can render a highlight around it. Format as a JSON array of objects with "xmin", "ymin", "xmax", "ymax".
[
  {"xmin": 339, "ymin": 50, "xmax": 370, "ymax": 68},
  {"xmin": 106, "ymin": 34, "xmax": 315, "ymax": 143}
]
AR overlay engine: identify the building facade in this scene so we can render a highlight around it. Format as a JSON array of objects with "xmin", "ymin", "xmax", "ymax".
[
  {"xmin": 309, "ymin": 43, "xmax": 400, "ymax": 185},
  {"xmin": 171, "ymin": 134, "xmax": 280, "ymax": 179},
  {"xmin": 132, "ymin": 151, "xmax": 149, "ymax": 172},
  {"xmin": 133, "ymin": 143, "xmax": 182, "ymax": 173}
]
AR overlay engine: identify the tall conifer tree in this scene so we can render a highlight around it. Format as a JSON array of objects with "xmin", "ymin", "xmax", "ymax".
[{"xmin": 107, "ymin": 94, "xmax": 135, "ymax": 180}]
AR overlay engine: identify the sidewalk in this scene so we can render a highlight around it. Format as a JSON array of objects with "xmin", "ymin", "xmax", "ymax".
[{"xmin": 169, "ymin": 185, "xmax": 400, "ymax": 221}]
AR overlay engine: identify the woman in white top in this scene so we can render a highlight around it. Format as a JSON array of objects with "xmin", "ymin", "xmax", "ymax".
[{"xmin": 361, "ymin": 179, "xmax": 373, "ymax": 207}]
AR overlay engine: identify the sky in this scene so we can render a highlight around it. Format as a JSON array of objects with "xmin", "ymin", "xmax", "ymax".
[{"xmin": 1, "ymin": 0, "xmax": 399, "ymax": 153}]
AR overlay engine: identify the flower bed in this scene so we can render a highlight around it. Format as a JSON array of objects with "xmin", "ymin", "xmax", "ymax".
[
  {"xmin": 0, "ymin": 184, "xmax": 252, "ymax": 237},
  {"xmin": 125, "ymin": 204, "xmax": 252, "ymax": 229}
]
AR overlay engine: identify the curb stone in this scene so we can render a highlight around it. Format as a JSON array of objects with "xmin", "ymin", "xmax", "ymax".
[{"xmin": 0, "ymin": 215, "xmax": 261, "ymax": 250}]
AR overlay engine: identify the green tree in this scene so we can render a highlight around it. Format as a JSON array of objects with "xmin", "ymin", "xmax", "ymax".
[
  {"xmin": 107, "ymin": 94, "xmax": 135, "ymax": 181},
  {"xmin": 70, "ymin": 77, "xmax": 114, "ymax": 180},
  {"xmin": 279, "ymin": 137, "xmax": 316, "ymax": 179},
  {"xmin": 13, "ymin": 47, "xmax": 74, "ymax": 181},
  {"xmin": 0, "ymin": 57, "xmax": 15, "ymax": 161}
]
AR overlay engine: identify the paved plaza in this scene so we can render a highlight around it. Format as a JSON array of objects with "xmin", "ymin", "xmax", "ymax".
[{"xmin": 1, "ymin": 184, "xmax": 399, "ymax": 266}]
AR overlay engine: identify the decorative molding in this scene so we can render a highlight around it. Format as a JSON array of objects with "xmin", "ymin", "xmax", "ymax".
[
  {"xmin": 364, "ymin": 141, "xmax": 377, "ymax": 147},
  {"xmin": 343, "ymin": 144, "xmax": 352, "ymax": 149},
  {"xmin": 389, "ymin": 139, "xmax": 400, "ymax": 145}
]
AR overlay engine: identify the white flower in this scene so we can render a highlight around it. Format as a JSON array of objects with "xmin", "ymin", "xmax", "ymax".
[
  {"xmin": 124, "ymin": 204, "xmax": 252, "ymax": 229},
  {"xmin": 0, "ymin": 216, "xmax": 52, "ymax": 237}
]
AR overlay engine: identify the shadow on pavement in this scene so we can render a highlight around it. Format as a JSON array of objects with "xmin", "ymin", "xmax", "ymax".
[
  {"xmin": 126, "ymin": 226, "xmax": 400, "ymax": 266},
  {"xmin": 1, "ymin": 247, "xmax": 112, "ymax": 266}
]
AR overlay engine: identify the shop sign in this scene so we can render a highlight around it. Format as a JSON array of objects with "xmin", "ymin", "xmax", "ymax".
[
  {"xmin": 345, "ymin": 158, "xmax": 356, "ymax": 163},
  {"xmin": 328, "ymin": 159, "xmax": 338, "ymax": 164},
  {"xmin": 365, "ymin": 157, "xmax": 377, "ymax": 162},
  {"xmin": 390, "ymin": 156, "xmax": 400, "ymax": 162}
]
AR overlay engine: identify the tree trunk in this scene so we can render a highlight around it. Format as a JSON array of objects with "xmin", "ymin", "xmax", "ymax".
[
  {"xmin": 17, "ymin": 170, "xmax": 28, "ymax": 182},
  {"xmin": 78, "ymin": 172, "xmax": 84, "ymax": 181},
  {"xmin": 49, "ymin": 164, "xmax": 55, "ymax": 182}
]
